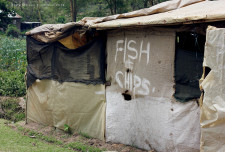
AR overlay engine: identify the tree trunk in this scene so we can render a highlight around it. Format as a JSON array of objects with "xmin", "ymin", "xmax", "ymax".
[
  {"xmin": 37, "ymin": 0, "xmax": 42, "ymax": 23},
  {"xmin": 113, "ymin": 0, "xmax": 116, "ymax": 14},
  {"xmin": 73, "ymin": 0, "xmax": 77, "ymax": 22},
  {"xmin": 70, "ymin": 0, "xmax": 74, "ymax": 21},
  {"xmin": 144, "ymin": 0, "xmax": 148, "ymax": 8},
  {"xmin": 149, "ymin": 0, "xmax": 154, "ymax": 6},
  {"xmin": 20, "ymin": 0, "xmax": 23, "ymax": 10},
  {"xmin": 105, "ymin": 0, "xmax": 114, "ymax": 15},
  {"xmin": 70, "ymin": 0, "xmax": 77, "ymax": 22}
]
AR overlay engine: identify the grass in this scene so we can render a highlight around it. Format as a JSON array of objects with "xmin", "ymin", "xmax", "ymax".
[
  {"xmin": 64, "ymin": 142, "xmax": 102, "ymax": 152},
  {"xmin": 0, "ymin": 119, "xmax": 104, "ymax": 152},
  {"xmin": 0, "ymin": 97, "xmax": 104, "ymax": 152},
  {"xmin": 0, "ymin": 119, "xmax": 74, "ymax": 152},
  {"xmin": 78, "ymin": 131, "xmax": 92, "ymax": 139},
  {"xmin": 27, "ymin": 130, "xmax": 63, "ymax": 145}
]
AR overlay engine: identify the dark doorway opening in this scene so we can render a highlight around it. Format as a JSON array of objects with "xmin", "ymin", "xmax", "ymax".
[{"xmin": 174, "ymin": 32, "xmax": 205, "ymax": 102}]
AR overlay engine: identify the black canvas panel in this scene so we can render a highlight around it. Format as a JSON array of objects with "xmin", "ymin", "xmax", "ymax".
[
  {"xmin": 26, "ymin": 36, "xmax": 105, "ymax": 88},
  {"xmin": 174, "ymin": 48, "xmax": 203, "ymax": 102},
  {"xmin": 53, "ymin": 37, "xmax": 105, "ymax": 83},
  {"xmin": 27, "ymin": 36, "xmax": 54, "ymax": 79}
]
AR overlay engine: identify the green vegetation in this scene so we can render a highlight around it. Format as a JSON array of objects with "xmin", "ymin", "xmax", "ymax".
[
  {"xmin": 0, "ymin": 70, "xmax": 26, "ymax": 96},
  {"xmin": 0, "ymin": 119, "xmax": 104, "ymax": 152},
  {"xmin": 6, "ymin": 0, "xmax": 167, "ymax": 24},
  {"xmin": 27, "ymin": 130, "xmax": 63, "ymax": 145},
  {"xmin": 0, "ymin": 0, "xmax": 13, "ymax": 30},
  {"xmin": 0, "ymin": 98, "xmax": 25, "ymax": 122},
  {"xmin": 6, "ymin": 24, "xmax": 21, "ymax": 38},
  {"xmin": 64, "ymin": 124, "xmax": 72, "ymax": 134},
  {"xmin": 64, "ymin": 142, "xmax": 102, "ymax": 152},
  {"xmin": 56, "ymin": 16, "xmax": 66, "ymax": 23},
  {"xmin": 0, "ymin": 119, "xmax": 75, "ymax": 152},
  {"xmin": 0, "ymin": 34, "xmax": 26, "ymax": 97},
  {"xmin": 79, "ymin": 131, "xmax": 92, "ymax": 139}
]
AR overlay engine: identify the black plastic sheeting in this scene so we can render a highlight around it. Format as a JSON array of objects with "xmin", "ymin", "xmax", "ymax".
[
  {"xmin": 174, "ymin": 48, "xmax": 203, "ymax": 102},
  {"xmin": 26, "ymin": 36, "xmax": 106, "ymax": 88}
]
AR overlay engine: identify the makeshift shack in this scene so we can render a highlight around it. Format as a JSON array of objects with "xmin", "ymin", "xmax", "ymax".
[
  {"xmin": 8, "ymin": 13, "xmax": 22, "ymax": 30},
  {"xmin": 21, "ymin": 22, "xmax": 41, "ymax": 31},
  {"xmin": 25, "ymin": 0, "xmax": 225, "ymax": 151}
]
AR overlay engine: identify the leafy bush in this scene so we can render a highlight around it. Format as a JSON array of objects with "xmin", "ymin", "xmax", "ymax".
[
  {"xmin": 0, "ymin": 30, "xmax": 5, "ymax": 35},
  {"xmin": 0, "ymin": 98, "xmax": 25, "ymax": 122},
  {"xmin": 56, "ymin": 16, "xmax": 66, "ymax": 23},
  {"xmin": 0, "ymin": 35, "xmax": 26, "ymax": 97},
  {"xmin": 21, "ymin": 29, "xmax": 29, "ymax": 36},
  {"xmin": 0, "ymin": 1, "xmax": 13, "ymax": 30},
  {"xmin": 64, "ymin": 124, "xmax": 72, "ymax": 134},
  {"xmin": 0, "ymin": 70, "xmax": 26, "ymax": 97},
  {"xmin": 0, "ymin": 34, "xmax": 26, "ymax": 71},
  {"xmin": 6, "ymin": 24, "xmax": 21, "ymax": 38}
]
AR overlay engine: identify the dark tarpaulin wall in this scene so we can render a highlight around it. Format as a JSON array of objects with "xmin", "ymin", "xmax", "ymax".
[
  {"xmin": 174, "ymin": 48, "xmax": 203, "ymax": 102},
  {"xmin": 174, "ymin": 32, "xmax": 205, "ymax": 102},
  {"xmin": 26, "ymin": 36, "xmax": 106, "ymax": 88}
]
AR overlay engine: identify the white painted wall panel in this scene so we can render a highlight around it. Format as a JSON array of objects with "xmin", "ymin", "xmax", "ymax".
[{"xmin": 106, "ymin": 28, "xmax": 200, "ymax": 151}]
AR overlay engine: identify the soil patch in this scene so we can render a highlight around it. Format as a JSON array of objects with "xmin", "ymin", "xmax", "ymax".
[{"xmin": 12, "ymin": 121, "xmax": 148, "ymax": 152}]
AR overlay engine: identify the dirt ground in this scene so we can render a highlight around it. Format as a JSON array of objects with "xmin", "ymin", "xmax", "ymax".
[{"xmin": 16, "ymin": 121, "xmax": 148, "ymax": 152}]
